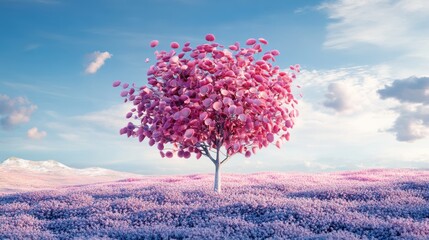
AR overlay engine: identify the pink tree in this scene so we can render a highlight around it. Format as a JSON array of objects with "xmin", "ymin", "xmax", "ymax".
[{"xmin": 114, "ymin": 34, "xmax": 300, "ymax": 193}]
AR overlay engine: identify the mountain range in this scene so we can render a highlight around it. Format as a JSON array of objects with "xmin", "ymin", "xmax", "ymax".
[{"xmin": 0, "ymin": 157, "xmax": 142, "ymax": 194}]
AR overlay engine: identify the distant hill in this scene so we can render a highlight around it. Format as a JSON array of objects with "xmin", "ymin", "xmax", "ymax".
[{"xmin": 0, "ymin": 157, "xmax": 143, "ymax": 194}]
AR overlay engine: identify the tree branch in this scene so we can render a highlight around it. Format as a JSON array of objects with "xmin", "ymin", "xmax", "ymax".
[
  {"xmin": 220, "ymin": 146, "xmax": 232, "ymax": 165},
  {"xmin": 196, "ymin": 142, "xmax": 216, "ymax": 164},
  {"xmin": 215, "ymin": 138, "xmax": 221, "ymax": 165}
]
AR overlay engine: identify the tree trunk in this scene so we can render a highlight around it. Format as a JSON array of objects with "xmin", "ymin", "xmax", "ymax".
[{"xmin": 214, "ymin": 162, "xmax": 221, "ymax": 193}]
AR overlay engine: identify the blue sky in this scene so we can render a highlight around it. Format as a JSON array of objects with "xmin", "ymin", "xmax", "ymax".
[{"xmin": 1, "ymin": 0, "xmax": 428, "ymax": 174}]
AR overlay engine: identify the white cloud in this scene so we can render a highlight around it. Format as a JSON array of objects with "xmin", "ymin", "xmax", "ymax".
[
  {"xmin": 292, "ymin": 66, "xmax": 429, "ymax": 168},
  {"xmin": 378, "ymin": 76, "xmax": 429, "ymax": 104},
  {"xmin": 296, "ymin": 66, "xmax": 399, "ymax": 141},
  {"xmin": 390, "ymin": 105, "xmax": 429, "ymax": 142},
  {"xmin": 377, "ymin": 76, "xmax": 429, "ymax": 141},
  {"xmin": 318, "ymin": 0, "xmax": 429, "ymax": 142},
  {"xmin": 320, "ymin": 0, "xmax": 429, "ymax": 52},
  {"xmin": 85, "ymin": 51, "xmax": 112, "ymax": 74},
  {"xmin": 319, "ymin": 0, "xmax": 429, "ymax": 76},
  {"xmin": 299, "ymin": 65, "xmax": 393, "ymax": 114},
  {"xmin": 299, "ymin": 65, "xmax": 429, "ymax": 145},
  {"xmin": 75, "ymin": 104, "xmax": 131, "ymax": 130},
  {"xmin": 27, "ymin": 127, "xmax": 47, "ymax": 140},
  {"xmin": 2, "ymin": 81, "xmax": 68, "ymax": 98},
  {"xmin": 0, "ymin": 94, "xmax": 37, "ymax": 129},
  {"xmin": 323, "ymin": 82, "xmax": 356, "ymax": 112},
  {"xmin": 57, "ymin": 133, "xmax": 80, "ymax": 142}
]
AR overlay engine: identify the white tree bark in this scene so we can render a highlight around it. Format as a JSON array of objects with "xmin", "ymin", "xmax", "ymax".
[
  {"xmin": 214, "ymin": 162, "xmax": 221, "ymax": 193},
  {"xmin": 197, "ymin": 137, "xmax": 227, "ymax": 193}
]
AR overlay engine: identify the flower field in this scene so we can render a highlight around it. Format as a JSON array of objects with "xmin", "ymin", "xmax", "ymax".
[{"xmin": 1, "ymin": 169, "xmax": 429, "ymax": 239}]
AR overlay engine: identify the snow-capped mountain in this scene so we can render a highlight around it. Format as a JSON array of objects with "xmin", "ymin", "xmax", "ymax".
[
  {"xmin": 0, "ymin": 157, "xmax": 143, "ymax": 194},
  {"xmin": 2, "ymin": 157, "xmax": 72, "ymax": 172}
]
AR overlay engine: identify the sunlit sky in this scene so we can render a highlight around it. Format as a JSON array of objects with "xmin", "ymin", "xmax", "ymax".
[{"xmin": 1, "ymin": 0, "xmax": 428, "ymax": 175}]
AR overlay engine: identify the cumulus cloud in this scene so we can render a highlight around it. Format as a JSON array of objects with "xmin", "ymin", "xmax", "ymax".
[
  {"xmin": 297, "ymin": 66, "xmax": 396, "ymax": 132},
  {"xmin": 85, "ymin": 51, "xmax": 112, "ymax": 74},
  {"xmin": 299, "ymin": 65, "xmax": 392, "ymax": 116},
  {"xmin": 378, "ymin": 76, "xmax": 429, "ymax": 104},
  {"xmin": 0, "ymin": 94, "xmax": 37, "ymax": 130},
  {"xmin": 320, "ymin": 0, "xmax": 429, "ymax": 142},
  {"xmin": 377, "ymin": 76, "xmax": 429, "ymax": 141},
  {"xmin": 323, "ymin": 82, "xmax": 355, "ymax": 112},
  {"xmin": 389, "ymin": 105, "xmax": 429, "ymax": 142},
  {"xmin": 27, "ymin": 127, "xmax": 47, "ymax": 140}
]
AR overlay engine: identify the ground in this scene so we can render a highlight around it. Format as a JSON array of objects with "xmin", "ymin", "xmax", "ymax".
[{"xmin": 1, "ymin": 169, "xmax": 428, "ymax": 239}]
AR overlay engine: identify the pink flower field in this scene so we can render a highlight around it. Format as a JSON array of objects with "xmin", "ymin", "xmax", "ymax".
[{"xmin": 1, "ymin": 169, "xmax": 429, "ymax": 239}]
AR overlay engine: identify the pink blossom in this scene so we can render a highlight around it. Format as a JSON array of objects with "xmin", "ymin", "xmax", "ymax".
[
  {"xmin": 199, "ymin": 112, "xmax": 208, "ymax": 121},
  {"xmin": 258, "ymin": 37, "xmax": 268, "ymax": 44},
  {"xmin": 157, "ymin": 143, "xmax": 164, "ymax": 150},
  {"xmin": 212, "ymin": 101, "xmax": 223, "ymax": 111},
  {"xmin": 267, "ymin": 133, "xmax": 274, "ymax": 143},
  {"xmin": 238, "ymin": 114, "xmax": 246, "ymax": 122},
  {"xmin": 150, "ymin": 40, "xmax": 159, "ymax": 48},
  {"xmin": 184, "ymin": 129, "xmax": 194, "ymax": 138},
  {"xmin": 120, "ymin": 91, "xmax": 128, "ymax": 97},
  {"xmin": 271, "ymin": 50, "xmax": 280, "ymax": 56},
  {"xmin": 229, "ymin": 45, "xmax": 238, "ymax": 51},
  {"xmin": 245, "ymin": 38, "xmax": 256, "ymax": 45},
  {"xmin": 202, "ymin": 98, "xmax": 213, "ymax": 107},
  {"xmin": 112, "ymin": 80, "xmax": 121, "ymax": 87},
  {"xmin": 114, "ymin": 35, "xmax": 300, "ymax": 192},
  {"xmin": 205, "ymin": 34, "xmax": 215, "ymax": 42},
  {"xmin": 245, "ymin": 150, "xmax": 251, "ymax": 157},
  {"xmin": 180, "ymin": 108, "xmax": 191, "ymax": 119},
  {"xmin": 170, "ymin": 42, "xmax": 180, "ymax": 49}
]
